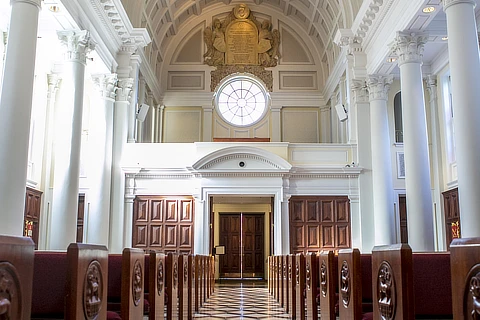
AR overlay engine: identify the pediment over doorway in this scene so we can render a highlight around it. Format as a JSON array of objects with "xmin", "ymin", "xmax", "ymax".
[{"xmin": 190, "ymin": 146, "xmax": 292, "ymax": 174}]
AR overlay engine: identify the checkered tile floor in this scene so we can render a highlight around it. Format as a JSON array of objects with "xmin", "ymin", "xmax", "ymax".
[{"xmin": 193, "ymin": 283, "xmax": 291, "ymax": 319}]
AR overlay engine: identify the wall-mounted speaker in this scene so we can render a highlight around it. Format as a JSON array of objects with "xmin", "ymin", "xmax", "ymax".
[
  {"xmin": 335, "ymin": 103, "xmax": 348, "ymax": 122},
  {"xmin": 136, "ymin": 103, "xmax": 150, "ymax": 122}
]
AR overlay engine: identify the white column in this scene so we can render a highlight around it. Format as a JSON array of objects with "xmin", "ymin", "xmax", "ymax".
[
  {"xmin": 367, "ymin": 75, "xmax": 396, "ymax": 246},
  {"xmin": 390, "ymin": 31, "xmax": 434, "ymax": 251},
  {"xmin": 202, "ymin": 105, "xmax": 213, "ymax": 141},
  {"xmin": 0, "ymin": 0, "xmax": 41, "ymax": 236},
  {"xmin": 351, "ymin": 80, "xmax": 375, "ymax": 252},
  {"xmin": 330, "ymin": 93, "xmax": 339, "ymax": 143},
  {"xmin": 193, "ymin": 197, "xmax": 205, "ymax": 254},
  {"xmin": 38, "ymin": 74, "xmax": 60, "ymax": 248},
  {"xmin": 348, "ymin": 195, "xmax": 363, "ymax": 250},
  {"xmin": 49, "ymin": 30, "xmax": 95, "ymax": 250},
  {"xmin": 127, "ymin": 55, "xmax": 141, "ymax": 143},
  {"xmin": 425, "ymin": 76, "xmax": 445, "ymax": 250},
  {"xmin": 109, "ymin": 77, "xmax": 133, "ymax": 253},
  {"xmin": 123, "ymin": 172, "xmax": 136, "ymax": 248},
  {"xmin": 86, "ymin": 74, "xmax": 117, "ymax": 246},
  {"xmin": 144, "ymin": 92, "xmax": 155, "ymax": 142},
  {"xmin": 271, "ymin": 105, "xmax": 282, "ymax": 142},
  {"xmin": 136, "ymin": 77, "xmax": 146, "ymax": 143},
  {"xmin": 443, "ymin": 0, "xmax": 480, "ymax": 238},
  {"xmin": 157, "ymin": 105, "xmax": 165, "ymax": 143}
]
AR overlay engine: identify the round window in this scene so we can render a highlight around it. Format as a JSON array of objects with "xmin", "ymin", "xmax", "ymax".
[{"xmin": 214, "ymin": 75, "xmax": 268, "ymax": 127}]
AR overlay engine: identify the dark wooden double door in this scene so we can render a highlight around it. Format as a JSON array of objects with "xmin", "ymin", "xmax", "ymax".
[{"xmin": 219, "ymin": 213, "xmax": 264, "ymax": 279}]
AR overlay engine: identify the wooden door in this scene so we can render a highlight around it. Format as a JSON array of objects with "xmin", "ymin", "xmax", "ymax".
[
  {"xmin": 243, "ymin": 214, "xmax": 264, "ymax": 278},
  {"xmin": 399, "ymin": 195, "xmax": 408, "ymax": 243},
  {"xmin": 24, "ymin": 187, "xmax": 42, "ymax": 249},
  {"xmin": 219, "ymin": 214, "xmax": 241, "ymax": 276},
  {"xmin": 76, "ymin": 194, "xmax": 85, "ymax": 243},
  {"xmin": 443, "ymin": 188, "xmax": 460, "ymax": 250},
  {"xmin": 219, "ymin": 213, "xmax": 265, "ymax": 278}
]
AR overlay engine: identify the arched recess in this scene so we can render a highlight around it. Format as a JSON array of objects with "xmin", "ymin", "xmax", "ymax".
[{"xmin": 188, "ymin": 146, "xmax": 292, "ymax": 256}]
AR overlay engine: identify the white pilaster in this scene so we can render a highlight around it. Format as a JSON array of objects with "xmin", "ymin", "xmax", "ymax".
[
  {"xmin": 443, "ymin": 0, "xmax": 480, "ymax": 238},
  {"xmin": 50, "ymin": 30, "xmax": 95, "ymax": 250},
  {"xmin": 281, "ymin": 193, "xmax": 291, "ymax": 254},
  {"xmin": 202, "ymin": 105, "xmax": 214, "ymax": 142},
  {"xmin": 193, "ymin": 196, "xmax": 206, "ymax": 254},
  {"xmin": 86, "ymin": 73, "xmax": 117, "ymax": 246},
  {"xmin": 390, "ymin": 31, "xmax": 434, "ymax": 251},
  {"xmin": 123, "ymin": 172, "xmax": 136, "ymax": 248},
  {"xmin": 351, "ymin": 79, "xmax": 375, "ymax": 252},
  {"xmin": 425, "ymin": 76, "xmax": 445, "ymax": 250},
  {"xmin": 127, "ymin": 55, "xmax": 141, "ymax": 143},
  {"xmin": 319, "ymin": 105, "xmax": 331, "ymax": 143},
  {"xmin": 136, "ymin": 77, "xmax": 146, "ymax": 142},
  {"xmin": 144, "ymin": 92, "xmax": 155, "ymax": 142},
  {"xmin": 367, "ymin": 75, "xmax": 395, "ymax": 246},
  {"xmin": 0, "ymin": 0, "xmax": 41, "ymax": 236},
  {"xmin": 157, "ymin": 105, "xmax": 165, "ymax": 143},
  {"xmin": 109, "ymin": 77, "xmax": 134, "ymax": 253},
  {"xmin": 348, "ymin": 195, "xmax": 363, "ymax": 251},
  {"xmin": 271, "ymin": 105, "xmax": 282, "ymax": 142}
]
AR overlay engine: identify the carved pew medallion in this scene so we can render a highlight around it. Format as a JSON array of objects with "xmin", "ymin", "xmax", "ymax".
[
  {"xmin": 83, "ymin": 260, "xmax": 104, "ymax": 319},
  {"xmin": 0, "ymin": 262, "xmax": 21, "ymax": 318},
  {"xmin": 376, "ymin": 261, "xmax": 396, "ymax": 320}
]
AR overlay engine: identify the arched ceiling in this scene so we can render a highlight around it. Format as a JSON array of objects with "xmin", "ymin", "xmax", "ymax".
[{"xmin": 123, "ymin": 0, "xmax": 363, "ymax": 66}]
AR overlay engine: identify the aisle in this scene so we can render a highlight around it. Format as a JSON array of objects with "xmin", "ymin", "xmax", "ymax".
[{"xmin": 193, "ymin": 282, "xmax": 291, "ymax": 319}]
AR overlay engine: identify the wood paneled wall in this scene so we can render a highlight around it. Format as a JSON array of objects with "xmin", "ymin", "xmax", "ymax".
[
  {"xmin": 289, "ymin": 196, "xmax": 350, "ymax": 253},
  {"xmin": 133, "ymin": 195, "xmax": 194, "ymax": 254}
]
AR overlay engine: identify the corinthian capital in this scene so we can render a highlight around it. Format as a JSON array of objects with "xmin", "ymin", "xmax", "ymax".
[
  {"xmin": 57, "ymin": 30, "xmax": 96, "ymax": 64},
  {"xmin": 115, "ymin": 78, "xmax": 134, "ymax": 102},
  {"xmin": 366, "ymin": 75, "xmax": 393, "ymax": 101},
  {"xmin": 92, "ymin": 74, "xmax": 118, "ymax": 100},
  {"xmin": 389, "ymin": 31, "xmax": 428, "ymax": 66},
  {"xmin": 443, "ymin": 0, "xmax": 476, "ymax": 10},
  {"xmin": 351, "ymin": 79, "xmax": 368, "ymax": 103}
]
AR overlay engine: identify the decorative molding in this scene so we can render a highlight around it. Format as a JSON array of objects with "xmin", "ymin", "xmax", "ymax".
[
  {"xmin": 366, "ymin": 75, "xmax": 393, "ymax": 101},
  {"xmin": 57, "ymin": 30, "xmax": 96, "ymax": 64},
  {"xmin": 351, "ymin": 79, "xmax": 369, "ymax": 103},
  {"xmin": 210, "ymin": 65, "xmax": 273, "ymax": 92},
  {"xmin": 92, "ymin": 73, "xmax": 118, "ymax": 100},
  {"xmin": 115, "ymin": 78, "xmax": 134, "ymax": 102},
  {"xmin": 389, "ymin": 31, "xmax": 428, "ymax": 66}
]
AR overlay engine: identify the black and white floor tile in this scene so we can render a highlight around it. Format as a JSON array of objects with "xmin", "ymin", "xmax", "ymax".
[{"xmin": 194, "ymin": 283, "xmax": 291, "ymax": 319}]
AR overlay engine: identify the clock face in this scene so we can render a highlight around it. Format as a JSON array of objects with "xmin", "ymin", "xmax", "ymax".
[{"xmin": 215, "ymin": 77, "xmax": 268, "ymax": 127}]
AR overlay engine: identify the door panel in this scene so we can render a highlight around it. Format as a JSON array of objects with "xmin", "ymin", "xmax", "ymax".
[{"xmin": 219, "ymin": 214, "xmax": 241, "ymax": 275}]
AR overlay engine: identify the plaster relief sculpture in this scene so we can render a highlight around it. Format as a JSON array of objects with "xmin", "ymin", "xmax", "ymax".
[
  {"xmin": 204, "ymin": 3, "xmax": 280, "ymax": 68},
  {"xmin": 83, "ymin": 260, "xmax": 103, "ymax": 319},
  {"xmin": 377, "ymin": 261, "xmax": 396, "ymax": 320},
  {"xmin": 340, "ymin": 261, "xmax": 350, "ymax": 308}
]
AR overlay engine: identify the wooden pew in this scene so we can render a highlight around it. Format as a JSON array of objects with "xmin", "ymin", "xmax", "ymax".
[
  {"xmin": 148, "ymin": 251, "xmax": 165, "ymax": 320},
  {"xmin": 188, "ymin": 255, "xmax": 195, "ymax": 319},
  {"xmin": 274, "ymin": 255, "xmax": 278, "ymax": 302},
  {"xmin": 338, "ymin": 248, "xmax": 365, "ymax": 320},
  {"xmin": 305, "ymin": 252, "xmax": 318, "ymax": 319},
  {"xmin": 65, "ymin": 243, "xmax": 109, "ymax": 319},
  {"xmin": 288, "ymin": 254, "xmax": 296, "ymax": 318},
  {"xmin": 0, "ymin": 235, "xmax": 35, "ymax": 320},
  {"xmin": 121, "ymin": 248, "xmax": 145, "ymax": 320},
  {"xmin": 195, "ymin": 255, "xmax": 201, "ymax": 311},
  {"xmin": 279, "ymin": 255, "xmax": 284, "ymax": 307},
  {"xmin": 268, "ymin": 256, "xmax": 272, "ymax": 294},
  {"xmin": 372, "ymin": 243, "xmax": 414, "ymax": 320},
  {"xmin": 295, "ymin": 253, "xmax": 306, "ymax": 319},
  {"xmin": 166, "ymin": 252, "xmax": 179, "ymax": 319},
  {"xmin": 319, "ymin": 250, "xmax": 336, "ymax": 320},
  {"xmin": 450, "ymin": 237, "xmax": 480, "ymax": 319},
  {"xmin": 179, "ymin": 254, "xmax": 189, "ymax": 319},
  {"xmin": 282, "ymin": 255, "xmax": 289, "ymax": 313}
]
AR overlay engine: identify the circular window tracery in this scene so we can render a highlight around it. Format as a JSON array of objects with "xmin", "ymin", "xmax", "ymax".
[{"xmin": 215, "ymin": 75, "xmax": 268, "ymax": 127}]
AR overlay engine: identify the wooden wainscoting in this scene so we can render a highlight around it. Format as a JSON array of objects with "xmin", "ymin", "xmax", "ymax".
[
  {"xmin": 289, "ymin": 196, "xmax": 351, "ymax": 253},
  {"xmin": 133, "ymin": 195, "xmax": 194, "ymax": 254}
]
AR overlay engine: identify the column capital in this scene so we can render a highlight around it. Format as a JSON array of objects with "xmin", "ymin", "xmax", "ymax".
[
  {"xmin": 202, "ymin": 105, "xmax": 214, "ymax": 111},
  {"xmin": 443, "ymin": 0, "xmax": 476, "ymax": 10},
  {"xmin": 271, "ymin": 105, "xmax": 283, "ymax": 112},
  {"xmin": 115, "ymin": 78, "xmax": 134, "ymax": 102},
  {"xmin": 57, "ymin": 30, "xmax": 96, "ymax": 65},
  {"xmin": 11, "ymin": 0, "xmax": 41, "ymax": 7},
  {"xmin": 390, "ymin": 31, "xmax": 428, "ymax": 66},
  {"xmin": 425, "ymin": 75, "xmax": 438, "ymax": 100},
  {"xmin": 351, "ymin": 79, "xmax": 369, "ymax": 103},
  {"xmin": 92, "ymin": 73, "xmax": 118, "ymax": 100},
  {"xmin": 366, "ymin": 75, "xmax": 393, "ymax": 102}
]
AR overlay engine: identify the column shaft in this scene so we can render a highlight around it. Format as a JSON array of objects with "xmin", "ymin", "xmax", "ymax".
[
  {"xmin": 0, "ymin": 0, "xmax": 41, "ymax": 236},
  {"xmin": 444, "ymin": 0, "xmax": 480, "ymax": 237},
  {"xmin": 127, "ymin": 56, "xmax": 141, "ymax": 143},
  {"xmin": 367, "ymin": 75, "xmax": 395, "ymax": 245},
  {"xmin": 391, "ymin": 32, "xmax": 434, "ymax": 251}
]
